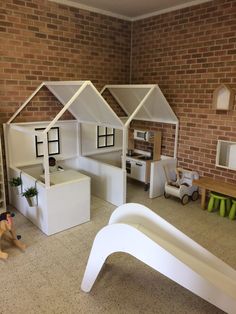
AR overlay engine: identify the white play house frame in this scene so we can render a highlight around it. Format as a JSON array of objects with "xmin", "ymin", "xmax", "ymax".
[
  {"xmin": 4, "ymin": 81, "xmax": 179, "ymax": 235},
  {"xmin": 4, "ymin": 81, "xmax": 125, "ymax": 235},
  {"xmin": 101, "ymin": 84, "xmax": 179, "ymax": 164}
]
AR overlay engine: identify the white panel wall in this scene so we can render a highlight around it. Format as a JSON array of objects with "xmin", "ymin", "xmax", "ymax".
[
  {"xmin": 9, "ymin": 167, "xmax": 48, "ymax": 234},
  {"xmin": 78, "ymin": 156, "xmax": 126, "ymax": 206},
  {"xmin": 9, "ymin": 166, "xmax": 90, "ymax": 236},
  {"xmin": 46, "ymin": 177, "xmax": 90, "ymax": 235},
  {"xmin": 149, "ymin": 157, "xmax": 177, "ymax": 198},
  {"xmin": 81, "ymin": 123, "xmax": 123, "ymax": 156},
  {"xmin": 90, "ymin": 150, "xmax": 122, "ymax": 167},
  {"xmin": 7, "ymin": 121, "xmax": 78, "ymax": 167}
]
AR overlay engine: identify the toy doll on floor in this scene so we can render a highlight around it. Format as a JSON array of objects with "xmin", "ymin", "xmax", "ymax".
[{"xmin": 0, "ymin": 212, "xmax": 26, "ymax": 259}]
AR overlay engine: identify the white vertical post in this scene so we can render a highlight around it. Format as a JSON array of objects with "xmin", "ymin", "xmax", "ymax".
[
  {"xmin": 3, "ymin": 124, "xmax": 11, "ymax": 202},
  {"xmin": 174, "ymin": 122, "xmax": 179, "ymax": 159},
  {"xmin": 122, "ymin": 126, "xmax": 127, "ymax": 170},
  {"xmin": 43, "ymin": 133, "xmax": 50, "ymax": 188},
  {"xmin": 77, "ymin": 122, "xmax": 81, "ymax": 157}
]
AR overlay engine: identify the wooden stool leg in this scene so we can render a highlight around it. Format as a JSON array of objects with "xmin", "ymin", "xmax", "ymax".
[{"xmin": 201, "ymin": 188, "xmax": 206, "ymax": 210}]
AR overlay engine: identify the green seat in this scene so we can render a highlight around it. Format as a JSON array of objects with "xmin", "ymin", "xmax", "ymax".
[
  {"xmin": 229, "ymin": 199, "xmax": 236, "ymax": 220},
  {"xmin": 207, "ymin": 192, "xmax": 231, "ymax": 217}
]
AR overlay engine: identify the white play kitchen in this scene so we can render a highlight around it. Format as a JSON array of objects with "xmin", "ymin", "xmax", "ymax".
[
  {"xmin": 4, "ymin": 81, "xmax": 178, "ymax": 235},
  {"xmin": 125, "ymin": 129, "xmax": 162, "ymax": 191},
  {"xmin": 99, "ymin": 84, "xmax": 179, "ymax": 198}
]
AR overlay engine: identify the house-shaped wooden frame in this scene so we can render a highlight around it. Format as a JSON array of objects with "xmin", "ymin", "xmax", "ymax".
[{"xmin": 212, "ymin": 84, "xmax": 235, "ymax": 111}]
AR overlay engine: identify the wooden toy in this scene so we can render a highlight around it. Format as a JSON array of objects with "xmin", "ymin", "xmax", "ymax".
[
  {"xmin": 81, "ymin": 203, "xmax": 236, "ymax": 314},
  {"xmin": 163, "ymin": 166, "xmax": 199, "ymax": 205},
  {"xmin": 0, "ymin": 212, "xmax": 26, "ymax": 259}
]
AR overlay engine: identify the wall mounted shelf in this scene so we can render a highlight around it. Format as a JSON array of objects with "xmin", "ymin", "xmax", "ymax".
[{"xmin": 212, "ymin": 84, "xmax": 235, "ymax": 111}]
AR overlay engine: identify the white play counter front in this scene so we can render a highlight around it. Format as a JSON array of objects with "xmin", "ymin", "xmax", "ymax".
[{"xmin": 9, "ymin": 167, "xmax": 90, "ymax": 236}]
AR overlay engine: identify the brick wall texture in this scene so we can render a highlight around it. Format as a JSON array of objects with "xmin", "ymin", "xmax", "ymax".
[
  {"xmin": 0, "ymin": 0, "xmax": 131, "ymax": 122},
  {"xmin": 1, "ymin": 0, "xmax": 236, "ymax": 184},
  {"xmin": 132, "ymin": 0, "xmax": 236, "ymax": 183}
]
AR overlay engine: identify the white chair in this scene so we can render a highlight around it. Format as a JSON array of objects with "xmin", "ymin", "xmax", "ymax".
[{"xmin": 81, "ymin": 203, "xmax": 236, "ymax": 314}]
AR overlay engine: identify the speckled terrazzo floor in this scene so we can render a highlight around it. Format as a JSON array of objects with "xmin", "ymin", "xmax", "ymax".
[{"xmin": 1, "ymin": 180, "xmax": 235, "ymax": 314}]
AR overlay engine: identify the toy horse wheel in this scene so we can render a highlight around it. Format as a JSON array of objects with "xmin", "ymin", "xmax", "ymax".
[
  {"xmin": 181, "ymin": 194, "xmax": 189, "ymax": 205},
  {"xmin": 191, "ymin": 191, "xmax": 199, "ymax": 201},
  {"xmin": 164, "ymin": 191, "xmax": 170, "ymax": 199}
]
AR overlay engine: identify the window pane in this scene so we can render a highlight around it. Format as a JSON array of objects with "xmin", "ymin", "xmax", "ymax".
[
  {"xmin": 106, "ymin": 127, "xmax": 114, "ymax": 135},
  {"xmin": 107, "ymin": 136, "xmax": 114, "ymax": 146},
  {"xmin": 98, "ymin": 126, "xmax": 106, "ymax": 135},
  {"xmin": 98, "ymin": 137, "xmax": 106, "ymax": 147},
  {"xmin": 48, "ymin": 128, "xmax": 59, "ymax": 141},
  {"xmin": 48, "ymin": 142, "xmax": 59, "ymax": 155}
]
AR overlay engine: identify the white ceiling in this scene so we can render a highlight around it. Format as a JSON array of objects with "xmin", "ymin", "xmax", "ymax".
[{"xmin": 50, "ymin": 0, "xmax": 213, "ymax": 21}]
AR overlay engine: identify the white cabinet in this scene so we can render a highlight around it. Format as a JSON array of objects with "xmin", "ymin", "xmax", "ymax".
[
  {"xmin": 126, "ymin": 158, "xmax": 146, "ymax": 183},
  {"xmin": 0, "ymin": 136, "xmax": 6, "ymax": 212}
]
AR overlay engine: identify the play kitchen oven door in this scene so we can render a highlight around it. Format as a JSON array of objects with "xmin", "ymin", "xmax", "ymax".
[
  {"xmin": 134, "ymin": 130, "xmax": 150, "ymax": 142},
  {"xmin": 126, "ymin": 159, "xmax": 146, "ymax": 182}
]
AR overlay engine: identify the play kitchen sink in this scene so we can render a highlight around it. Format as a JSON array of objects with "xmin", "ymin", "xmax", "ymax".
[
  {"xmin": 126, "ymin": 150, "xmax": 152, "ymax": 160},
  {"xmin": 126, "ymin": 153, "xmax": 152, "ymax": 160}
]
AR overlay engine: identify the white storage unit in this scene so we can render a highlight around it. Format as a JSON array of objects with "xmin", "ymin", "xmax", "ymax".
[
  {"xmin": 216, "ymin": 140, "xmax": 236, "ymax": 171},
  {"xmin": 9, "ymin": 167, "xmax": 90, "ymax": 235}
]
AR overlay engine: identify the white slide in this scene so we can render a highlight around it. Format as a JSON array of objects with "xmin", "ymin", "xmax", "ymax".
[{"xmin": 81, "ymin": 203, "xmax": 236, "ymax": 313}]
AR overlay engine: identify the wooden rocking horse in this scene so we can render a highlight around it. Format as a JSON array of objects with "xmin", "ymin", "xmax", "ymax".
[{"xmin": 0, "ymin": 211, "xmax": 26, "ymax": 259}]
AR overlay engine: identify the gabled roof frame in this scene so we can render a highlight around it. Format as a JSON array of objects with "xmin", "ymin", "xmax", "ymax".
[
  {"xmin": 6, "ymin": 81, "xmax": 124, "ymax": 188},
  {"xmin": 101, "ymin": 84, "xmax": 179, "ymax": 160},
  {"xmin": 6, "ymin": 82, "xmax": 179, "ymax": 189}
]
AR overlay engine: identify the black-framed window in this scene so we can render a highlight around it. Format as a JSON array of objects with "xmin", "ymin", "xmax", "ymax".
[
  {"xmin": 97, "ymin": 126, "xmax": 115, "ymax": 148},
  {"xmin": 35, "ymin": 127, "xmax": 60, "ymax": 157}
]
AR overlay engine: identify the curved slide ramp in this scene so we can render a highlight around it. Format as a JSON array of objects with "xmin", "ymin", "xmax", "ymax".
[{"xmin": 81, "ymin": 203, "xmax": 236, "ymax": 314}]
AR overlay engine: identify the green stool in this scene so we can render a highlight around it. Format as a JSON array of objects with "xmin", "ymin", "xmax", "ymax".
[
  {"xmin": 207, "ymin": 193, "xmax": 231, "ymax": 217},
  {"xmin": 229, "ymin": 199, "xmax": 236, "ymax": 220}
]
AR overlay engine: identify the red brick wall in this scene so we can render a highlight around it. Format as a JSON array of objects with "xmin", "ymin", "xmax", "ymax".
[
  {"xmin": 15, "ymin": 86, "xmax": 74, "ymax": 122},
  {"xmin": 132, "ymin": 0, "xmax": 236, "ymax": 183},
  {"xmin": 1, "ymin": 0, "xmax": 236, "ymax": 186},
  {"xmin": 0, "ymin": 0, "xmax": 131, "ymax": 123},
  {"xmin": 131, "ymin": 120, "xmax": 176, "ymax": 157}
]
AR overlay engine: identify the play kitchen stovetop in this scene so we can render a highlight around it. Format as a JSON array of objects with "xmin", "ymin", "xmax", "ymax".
[
  {"xmin": 126, "ymin": 149, "xmax": 152, "ymax": 160},
  {"xmin": 126, "ymin": 153, "xmax": 152, "ymax": 161}
]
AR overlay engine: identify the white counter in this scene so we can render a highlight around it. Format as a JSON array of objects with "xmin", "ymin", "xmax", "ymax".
[
  {"xmin": 10, "ymin": 167, "xmax": 91, "ymax": 236},
  {"xmin": 40, "ymin": 169, "xmax": 88, "ymax": 185}
]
